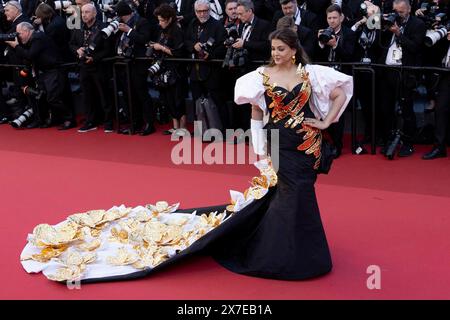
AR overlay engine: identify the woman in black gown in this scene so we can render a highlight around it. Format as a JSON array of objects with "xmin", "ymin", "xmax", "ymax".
[
  {"xmin": 211, "ymin": 28, "xmax": 353, "ymax": 280},
  {"xmin": 21, "ymin": 29, "xmax": 353, "ymax": 284}
]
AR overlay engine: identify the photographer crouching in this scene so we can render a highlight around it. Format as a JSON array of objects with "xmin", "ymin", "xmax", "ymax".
[
  {"xmin": 5, "ymin": 22, "xmax": 75, "ymax": 130},
  {"xmin": 147, "ymin": 3, "xmax": 187, "ymax": 136}
]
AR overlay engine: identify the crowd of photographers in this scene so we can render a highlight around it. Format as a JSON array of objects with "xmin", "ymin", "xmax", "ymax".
[{"xmin": 0, "ymin": 0, "xmax": 449, "ymax": 159}]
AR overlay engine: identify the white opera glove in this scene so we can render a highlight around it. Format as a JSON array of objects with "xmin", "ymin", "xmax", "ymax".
[{"xmin": 251, "ymin": 119, "xmax": 266, "ymax": 156}]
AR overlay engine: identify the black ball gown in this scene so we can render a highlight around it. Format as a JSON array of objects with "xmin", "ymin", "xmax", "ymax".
[
  {"xmin": 21, "ymin": 65, "xmax": 350, "ymax": 283},
  {"xmin": 211, "ymin": 68, "xmax": 332, "ymax": 280}
]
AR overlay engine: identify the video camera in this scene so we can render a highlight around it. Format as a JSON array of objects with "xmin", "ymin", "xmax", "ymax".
[{"xmin": 318, "ymin": 27, "xmax": 335, "ymax": 44}]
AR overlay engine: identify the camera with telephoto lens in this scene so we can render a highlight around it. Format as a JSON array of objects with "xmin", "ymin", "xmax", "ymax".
[
  {"xmin": 318, "ymin": 27, "xmax": 335, "ymax": 44},
  {"xmin": 148, "ymin": 60, "xmax": 162, "ymax": 76},
  {"xmin": 10, "ymin": 108, "xmax": 34, "ymax": 128},
  {"xmin": 22, "ymin": 85, "xmax": 45, "ymax": 100},
  {"xmin": 0, "ymin": 32, "xmax": 18, "ymax": 42},
  {"xmin": 198, "ymin": 37, "xmax": 215, "ymax": 59},
  {"xmin": 381, "ymin": 12, "xmax": 401, "ymax": 30},
  {"xmin": 425, "ymin": 22, "xmax": 449, "ymax": 47},
  {"xmin": 101, "ymin": 18, "xmax": 120, "ymax": 39}
]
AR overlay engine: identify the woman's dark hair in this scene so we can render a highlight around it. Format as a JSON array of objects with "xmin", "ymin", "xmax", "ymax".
[
  {"xmin": 153, "ymin": 3, "xmax": 177, "ymax": 27},
  {"xmin": 268, "ymin": 28, "xmax": 311, "ymax": 66},
  {"xmin": 35, "ymin": 3, "xmax": 55, "ymax": 24}
]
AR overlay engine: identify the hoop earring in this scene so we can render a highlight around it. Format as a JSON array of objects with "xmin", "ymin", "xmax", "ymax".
[{"xmin": 291, "ymin": 55, "xmax": 296, "ymax": 64}]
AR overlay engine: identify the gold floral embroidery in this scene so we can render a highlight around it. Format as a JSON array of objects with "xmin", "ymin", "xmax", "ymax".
[{"xmin": 260, "ymin": 67, "xmax": 322, "ymax": 169}]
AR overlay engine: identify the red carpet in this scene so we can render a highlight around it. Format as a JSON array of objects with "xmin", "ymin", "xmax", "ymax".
[{"xmin": 1, "ymin": 125, "xmax": 449, "ymax": 299}]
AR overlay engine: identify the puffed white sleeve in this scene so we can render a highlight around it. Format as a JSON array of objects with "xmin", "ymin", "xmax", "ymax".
[
  {"xmin": 305, "ymin": 64, "xmax": 353, "ymax": 123},
  {"xmin": 234, "ymin": 67, "xmax": 267, "ymax": 113}
]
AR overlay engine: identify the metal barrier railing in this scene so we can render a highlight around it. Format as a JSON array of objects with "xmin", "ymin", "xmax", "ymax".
[{"xmin": 1, "ymin": 59, "xmax": 449, "ymax": 154}]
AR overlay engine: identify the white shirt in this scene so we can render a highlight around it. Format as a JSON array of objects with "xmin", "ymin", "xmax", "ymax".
[
  {"xmin": 209, "ymin": 0, "xmax": 223, "ymax": 20},
  {"xmin": 293, "ymin": 7, "xmax": 301, "ymax": 26},
  {"xmin": 242, "ymin": 16, "xmax": 255, "ymax": 41},
  {"xmin": 385, "ymin": 34, "xmax": 402, "ymax": 65}
]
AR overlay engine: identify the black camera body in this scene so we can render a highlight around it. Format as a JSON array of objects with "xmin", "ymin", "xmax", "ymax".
[
  {"xmin": 0, "ymin": 32, "xmax": 18, "ymax": 42},
  {"xmin": 199, "ymin": 37, "xmax": 215, "ymax": 58},
  {"xmin": 224, "ymin": 23, "xmax": 239, "ymax": 47},
  {"xmin": 318, "ymin": 27, "xmax": 335, "ymax": 44},
  {"xmin": 381, "ymin": 12, "xmax": 401, "ymax": 30}
]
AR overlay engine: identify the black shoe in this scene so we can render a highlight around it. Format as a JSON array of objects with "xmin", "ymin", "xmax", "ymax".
[
  {"xmin": 58, "ymin": 120, "xmax": 76, "ymax": 130},
  {"xmin": 26, "ymin": 120, "xmax": 41, "ymax": 129},
  {"xmin": 78, "ymin": 123, "xmax": 97, "ymax": 133},
  {"xmin": 0, "ymin": 117, "xmax": 9, "ymax": 124},
  {"xmin": 139, "ymin": 124, "xmax": 156, "ymax": 136},
  {"xmin": 422, "ymin": 147, "xmax": 447, "ymax": 160},
  {"xmin": 398, "ymin": 144, "xmax": 414, "ymax": 157},
  {"xmin": 104, "ymin": 123, "xmax": 114, "ymax": 133},
  {"xmin": 118, "ymin": 128, "xmax": 133, "ymax": 135}
]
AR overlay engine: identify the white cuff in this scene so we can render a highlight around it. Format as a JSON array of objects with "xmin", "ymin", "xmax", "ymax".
[{"xmin": 251, "ymin": 119, "xmax": 265, "ymax": 156}]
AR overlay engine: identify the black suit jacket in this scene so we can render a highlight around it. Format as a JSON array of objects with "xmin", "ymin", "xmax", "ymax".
[
  {"xmin": 379, "ymin": 15, "xmax": 426, "ymax": 66},
  {"xmin": 123, "ymin": 15, "xmax": 153, "ymax": 58},
  {"xmin": 239, "ymin": 16, "xmax": 271, "ymax": 62},
  {"xmin": 14, "ymin": 31, "xmax": 63, "ymax": 71},
  {"xmin": 43, "ymin": 15, "xmax": 73, "ymax": 62},
  {"xmin": 317, "ymin": 25, "xmax": 357, "ymax": 63},
  {"xmin": 271, "ymin": 7, "xmax": 318, "ymax": 32},
  {"xmin": 298, "ymin": 24, "xmax": 315, "ymax": 60},
  {"xmin": 302, "ymin": 0, "xmax": 329, "ymax": 29},
  {"xmin": 185, "ymin": 17, "xmax": 226, "ymax": 81},
  {"xmin": 69, "ymin": 20, "xmax": 113, "ymax": 68},
  {"xmin": 5, "ymin": 14, "xmax": 31, "ymax": 65}
]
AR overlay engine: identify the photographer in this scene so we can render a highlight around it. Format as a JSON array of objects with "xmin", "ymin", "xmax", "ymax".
[
  {"xmin": 235, "ymin": 0, "xmax": 270, "ymax": 66},
  {"xmin": 352, "ymin": 1, "xmax": 382, "ymax": 143},
  {"xmin": 222, "ymin": 0, "xmax": 239, "ymax": 26},
  {"xmin": 5, "ymin": 22, "xmax": 75, "ymax": 129},
  {"xmin": 414, "ymin": 0, "xmax": 449, "ymax": 113},
  {"xmin": 317, "ymin": 4, "xmax": 357, "ymax": 157},
  {"xmin": 69, "ymin": 3, "xmax": 114, "ymax": 132},
  {"xmin": 274, "ymin": 2, "xmax": 317, "ymax": 59},
  {"xmin": 378, "ymin": 0, "xmax": 426, "ymax": 156},
  {"xmin": 185, "ymin": 0, "xmax": 227, "ymax": 132},
  {"xmin": 149, "ymin": 3, "xmax": 187, "ymax": 136},
  {"xmin": 2, "ymin": 1, "xmax": 30, "ymax": 122},
  {"xmin": 272, "ymin": 0, "xmax": 319, "ymax": 33},
  {"xmin": 422, "ymin": 29, "xmax": 449, "ymax": 159},
  {"xmin": 114, "ymin": 1, "xmax": 156, "ymax": 135}
]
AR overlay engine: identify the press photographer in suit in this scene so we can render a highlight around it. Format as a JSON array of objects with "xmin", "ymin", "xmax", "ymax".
[
  {"xmin": 422, "ymin": 31, "xmax": 450, "ymax": 159},
  {"xmin": 185, "ymin": 0, "xmax": 227, "ymax": 131},
  {"xmin": 377, "ymin": 0, "xmax": 426, "ymax": 156},
  {"xmin": 69, "ymin": 3, "xmax": 114, "ymax": 133},
  {"xmin": 317, "ymin": 4, "xmax": 357, "ymax": 157},
  {"xmin": 115, "ymin": 1, "xmax": 157, "ymax": 135},
  {"xmin": 5, "ymin": 22, "xmax": 75, "ymax": 129}
]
